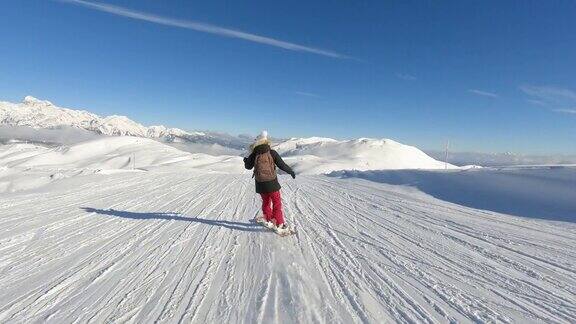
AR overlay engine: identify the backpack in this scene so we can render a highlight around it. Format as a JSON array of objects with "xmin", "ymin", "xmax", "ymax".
[{"xmin": 254, "ymin": 151, "xmax": 276, "ymax": 182}]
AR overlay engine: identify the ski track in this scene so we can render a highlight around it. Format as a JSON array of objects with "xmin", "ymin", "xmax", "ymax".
[{"xmin": 0, "ymin": 172, "xmax": 575, "ymax": 323}]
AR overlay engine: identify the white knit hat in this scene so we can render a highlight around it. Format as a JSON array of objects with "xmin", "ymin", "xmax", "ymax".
[
  {"xmin": 250, "ymin": 130, "xmax": 270, "ymax": 151},
  {"xmin": 256, "ymin": 130, "xmax": 268, "ymax": 141}
]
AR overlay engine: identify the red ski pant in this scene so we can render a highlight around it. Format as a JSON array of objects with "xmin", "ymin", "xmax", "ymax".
[{"xmin": 260, "ymin": 191, "xmax": 284, "ymax": 225}]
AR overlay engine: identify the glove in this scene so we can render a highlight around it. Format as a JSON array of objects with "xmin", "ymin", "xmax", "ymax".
[{"xmin": 290, "ymin": 172, "xmax": 296, "ymax": 179}]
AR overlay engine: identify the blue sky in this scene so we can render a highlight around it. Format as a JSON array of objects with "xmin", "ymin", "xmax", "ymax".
[{"xmin": 1, "ymin": 0, "xmax": 575, "ymax": 154}]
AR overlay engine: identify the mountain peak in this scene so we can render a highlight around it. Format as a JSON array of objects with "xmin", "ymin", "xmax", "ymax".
[
  {"xmin": 23, "ymin": 96, "xmax": 53, "ymax": 106},
  {"xmin": 1, "ymin": 96, "xmax": 192, "ymax": 139}
]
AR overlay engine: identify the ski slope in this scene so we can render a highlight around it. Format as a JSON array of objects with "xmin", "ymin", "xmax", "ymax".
[{"xmin": 1, "ymin": 170, "xmax": 575, "ymax": 323}]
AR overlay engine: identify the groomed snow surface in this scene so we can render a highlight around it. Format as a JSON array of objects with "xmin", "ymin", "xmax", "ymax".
[{"xmin": 0, "ymin": 137, "xmax": 575, "ymax": 323}]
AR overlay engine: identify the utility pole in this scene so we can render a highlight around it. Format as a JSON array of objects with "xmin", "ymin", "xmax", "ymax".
[{"xmin": 444, "ymin": 140, "xmax": 450, "ymax": 170}]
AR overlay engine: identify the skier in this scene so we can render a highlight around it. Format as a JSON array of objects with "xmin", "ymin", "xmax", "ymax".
[{"xmin": 243, "ymin": 130, "xmax": 296, "ymax": 232}]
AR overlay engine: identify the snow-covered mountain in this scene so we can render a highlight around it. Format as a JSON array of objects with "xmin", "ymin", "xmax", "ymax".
[
  {"xmin": 0, "ymin": 96, "xmax": 457, "ymax": 173},
  {"xmin": 0, "ymin": 96, "xmax": 255, "ymax": 151},
  {"xmin": 0, "ymin": 96, "xmax": 193, "ymax": 138}
]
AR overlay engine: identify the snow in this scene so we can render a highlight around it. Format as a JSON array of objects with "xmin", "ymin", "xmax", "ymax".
[
  {"xmin": 426, "ymin": 149, "xmax": 576, "ymax": 167},
  {"xmin": 23, "ymin": 96, "xmax": 54, "ymax": 106},
  {"xmin": 146, "ymin": 125, "xmax": 189, "ymax": 138},
  {"xmin": 0, "ymin": 96, "xmax": 192, "ymax": 139},
  {"xmin": 0, "ymin": 137, "xmax": 245, "ymax": 193},
  {"xmin": 275, "ymin": 137, "xmax": 459, "ymax": 174},
  {"xmin": 0, "ymin": 133, "xmax": 462, "ymax": 194},
  {"xmin": 0, "ymin": 133, "xmax": 460, "ymax": 187},
  {"xmin": 0, "ymin": 125, "xmax": 102, "ymax": 145},
  {"xmin": 0, "ymin": 99, "xmax": 575, "ymax": 322},
  {"xmin": 0, "ymin": 96, "xmax": 460, "ymax": 174},
  {"xmin": 0, "ymin": 168, "xmax": 575, "ymax": 323},
  {"xmin": 331, "ymin": 167, "xmax": 576, "ymax": 222},
  {"xmin": 0, "ymin": 97, "xmax": 99, "ymax": 130}
]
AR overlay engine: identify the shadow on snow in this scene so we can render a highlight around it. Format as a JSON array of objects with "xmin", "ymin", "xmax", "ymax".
[
  {"xmin": 81, "ymin": 207, "xmax": 265, "ymax": 232},
  {"xmin": 328, "ymin": 167, "xmax": 576, "ymax": 223}
]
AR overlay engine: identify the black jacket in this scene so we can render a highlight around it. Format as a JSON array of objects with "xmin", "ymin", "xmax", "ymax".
[{"xmin": 244, "ymin": 144, "xmax": 294, "ymax": 194}]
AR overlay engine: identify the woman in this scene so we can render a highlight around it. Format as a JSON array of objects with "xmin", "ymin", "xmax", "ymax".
[{"xmin": 243, "ymin": 131, "xmax": 296, "ymax": 230}]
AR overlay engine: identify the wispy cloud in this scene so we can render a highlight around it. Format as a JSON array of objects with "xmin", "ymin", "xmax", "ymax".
[
  {"xmin": 553, "ymin": 108, "xmax": 576, "ymax": 114},
  {"xmin": 521, "ymin": 85, "xmax": 576, "ymax": 115},
  {"xmin": 57, "ymin": 0, "xmax": 347, "ymax": 59},
  {"xmin": 520, "ymin": 85, "xmax": 576, "ymax": 105},
  {"xmin": 468, "ymin": 89, "xmax": 498, "ymax": 98},
  {"xmin": 526, "ymin": 99, "xmax": 547, "ymax": 106},
  {"xmin": 396, "ymin": 73, "xmax": 417, "ymax": 81},
  {"xmin": 295, "ymin": 91, "xmax": 321, "ymax": 98}
]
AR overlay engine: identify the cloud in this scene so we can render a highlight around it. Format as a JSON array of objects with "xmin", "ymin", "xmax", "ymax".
[
  {"xmin": 468, "ymin": 89, "xmax": 498, "ymax": 98},
  {"xmin": 520, "ymin": 85, "xmax": 576, "ymax": 105},
  {"xmin": 526, "ymin": 99, "xmax": 547, "ymax": 106},
  {"xmin": 521, "ymin": 85, "xmax": 576, "ymax": 115},
  {"xmin": 57, "ymin": 0, "xmax": 347, "ymax": 59},
  {"xmin": 396, "ymin": 73, "xmax": 417, "ymax": 81},
  {"xmin": 553, "ymin": 108, "xmax": 576, "ymax": 114},
  {"xmin": 295, "ymin": 91, "xmax": 321, "ymax": 98}
]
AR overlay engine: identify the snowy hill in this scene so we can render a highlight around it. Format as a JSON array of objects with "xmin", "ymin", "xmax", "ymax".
[
  {"xmin": 0, "ymin": 136, "xmax": 245, "ymax": 172},
  {"xmin": 0, "ymin": 125, "xmax": 101, "ymax": 146},
  {"xmin": 275, "ymin": 137, "xmax": 458, "ymax": 174},
  {"xmin": 1, "ymin": 134, "xmax": 456, "ymax": 176},
  {"xmin": 0, "ymin": 135, "xmax": 458, "ymax": 192},
  {"xmin": 0, "ymin": 137, "xmax": 246, "ymax": 192}
]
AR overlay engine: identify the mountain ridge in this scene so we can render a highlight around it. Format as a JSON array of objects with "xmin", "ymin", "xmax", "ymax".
[
  {"xmin": 0, "ymin": 96, "xmax": 459, "ymax": 171},
  {"xmin": 0, "ymin": 96, "xmax": 194, "ymax": 139}
]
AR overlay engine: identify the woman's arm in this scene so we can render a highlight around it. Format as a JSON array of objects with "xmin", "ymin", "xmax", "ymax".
[
  {"xmin": 271, "ymin": 150, "xmax": 295, "ymax": 177},
  {"xmin": 243, "ymin": 152, "xmax": 255, "ymax": 170}
]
